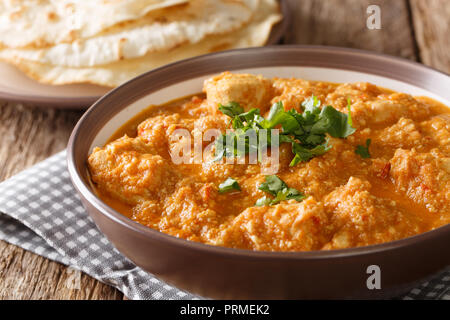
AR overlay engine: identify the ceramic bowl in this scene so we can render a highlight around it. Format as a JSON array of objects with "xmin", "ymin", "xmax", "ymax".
[{"xmin": 67, "ymin": 46, "xmax": 450, "ymax": 299}]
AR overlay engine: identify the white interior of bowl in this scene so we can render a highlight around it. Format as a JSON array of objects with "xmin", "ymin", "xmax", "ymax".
[{"xmin": 90, "ymin": 66, "xmax": 450, "ymax": 151}]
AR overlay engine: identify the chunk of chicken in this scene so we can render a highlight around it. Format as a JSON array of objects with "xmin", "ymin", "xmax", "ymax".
[
  {"xmin": 323, "ymin": 177, "xmax": 421, "ymax": 249},
  {"xmin": 161, "ymin": 181, "xmax": 221, "ymax": 242},
  {"xmin": 420, "ymin": 116, "xmax": 450, "ymax": 153},
  {"xmin": 88, "ymin": 136, "xmax": 177, "ymax": 205},
  {"xmin": 218, "ymin": 197, "xmax": 332, "ymax": 251},
  {"xmin": 271, "ymin": 78, "xmax": 333, "ymax": 111},
  {"xmin": 203, "ymin": 72, "xmax": 274, "ymax": 112},
  {"xmin": 390, "ymin": 149, "xmax": 450, "ymax": 216},
  {"xmin": 376, "ymin": 118, "xmax": 424, "ymax": 149},
  {"xmin": 137, "ymin": 113, "xmax": 194, "ymax": 155}
]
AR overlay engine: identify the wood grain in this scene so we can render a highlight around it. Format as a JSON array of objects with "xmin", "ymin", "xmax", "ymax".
[
  {"xmin": 0, "ymin": 0, "xmax": 448, "ymax": 299},
  {"xmin": 0, "ymin": 102, "xmax": 123, "ymax": 299},
  {"xmin": 284, "ymin": 0, "xmax": 418, "ymax": 60},
  {"xmin": 410, "ymin": 0, "xmax": 450, "ymax": 73}
]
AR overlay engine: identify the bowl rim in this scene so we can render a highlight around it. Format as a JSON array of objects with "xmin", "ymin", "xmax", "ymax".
[{"xmin": 67, "ymin": 44, "xmax": 450, "ymax": 260}]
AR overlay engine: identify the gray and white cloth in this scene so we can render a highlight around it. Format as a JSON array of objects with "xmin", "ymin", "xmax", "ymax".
[{"xmin": 0, "ymin": 150, "xmax": 448, "ymax": 300}]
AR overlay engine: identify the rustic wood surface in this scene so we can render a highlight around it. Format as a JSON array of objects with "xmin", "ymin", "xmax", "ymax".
[{"xmin": 0, "ymin": 0, "xmax": 448, "ymax": 300}]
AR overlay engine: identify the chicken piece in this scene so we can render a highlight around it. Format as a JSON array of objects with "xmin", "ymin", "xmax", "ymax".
[
  {"xmin": 390, "ymin": 149, "xmax": 450, "ymax": 216},
  {"xmin": 203, "ymin": 72, "xmax": 274, "ymax": 112},
  {"xmin": 218, "ymin": 197, "xmax": 332, "ymax": 251},
  {"xmin": 323, "ymin": 177, "xmax": 422, "ymax": 249},
  {"xmin": 322, "ymin": 82, "xmax": 384, "ymax": 128},
  {"xmin": 375, "ymin": 118, "xmax": 424, "ymax": 150},
  {"xmin": 369, "ymin": 100, "xmax": 409, "ymax": 124},
  {"xmin": 192, "ymin": 114, "xmax": 229, "ymax": 150},
  {"xmin": 420, "ymin": 116, "xmax": 450, "ymax": 153},
  {"xmin": 364, "ymin": 93, "xmax": 431, "ymax": 125},
  {"xmin": 379, "ymin": 118, "xmax": 422, "ymax": 147},
  {"xmin": 326, "ymin": 82, "xmax": 382, "ymax": 109},
  {"xmin": 331, "ymin": 90, "xmax": 430, "ymax": 128},
  {"xmin": 88, "ymin": 136, "xmax": 177, "ymax": 205},
  {"xmin": 270, "ymin": 78, "xmax": 333, "ymax": 111},
  {"xmin": 161, "ymin": 181, "xmax": 221, "ymax": 242},
  {"xmin": 137, "ymin": 113, "xmax": 194, "ymax": 155}
]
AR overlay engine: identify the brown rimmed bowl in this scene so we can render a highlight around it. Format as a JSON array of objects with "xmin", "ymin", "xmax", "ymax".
[{"xmin": 67, "ymin": 45, "xmax": 450, "ymax": 299}]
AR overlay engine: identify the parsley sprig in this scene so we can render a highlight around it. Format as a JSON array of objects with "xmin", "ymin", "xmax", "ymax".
[
  {"xmin": 215, "ymin": 96, "xmax": 355, "ymax": 166},
  {"xmin": 255, "ymin": 175, "xmax": 305, "ymax": 206}
]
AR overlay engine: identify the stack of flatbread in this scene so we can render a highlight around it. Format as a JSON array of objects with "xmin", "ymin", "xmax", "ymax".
[{"xmin": 0, "ymin": 0, "xmax": 282, "ymax": 87}]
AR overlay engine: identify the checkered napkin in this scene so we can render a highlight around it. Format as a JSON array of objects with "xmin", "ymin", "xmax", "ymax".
[{"xmin": 0, "ymin": 150, "xmax": 448, "ymax": 300}]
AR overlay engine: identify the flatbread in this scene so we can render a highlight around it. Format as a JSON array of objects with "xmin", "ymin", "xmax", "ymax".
[
  {"xmin": 0, "ymin": 0, "xmax": 282, "ymax": 87},
  {"xmin": 0, "ymin": 0, "xmax": 189, "ymax": 48},
  {"xmin": 0, "ymin": 0, "xmax": 281, "ymax": 88},
  {"xmin": 0, "ymin": 0, "xmax": 258, "ymax": 67}
]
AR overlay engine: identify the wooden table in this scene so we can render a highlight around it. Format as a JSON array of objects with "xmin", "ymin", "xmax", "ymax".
[{"xmin": 0, "ymin": 0, "xmax": 448, "ymax": 299}]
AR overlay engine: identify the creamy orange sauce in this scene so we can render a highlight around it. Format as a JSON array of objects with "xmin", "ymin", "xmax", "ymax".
[{"xmin": 88, "ymin": 72, "xmax": 450, "ymax": 251}]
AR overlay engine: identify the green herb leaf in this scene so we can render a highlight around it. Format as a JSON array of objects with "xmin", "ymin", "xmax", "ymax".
[
  {"xmin": 311, "ymin": 106, "xmax": 356, "ymax": 138},
  {"xmin": 258, "ymin": 175, "xmax": 287, "ymax": 196},
  {"xmin": 270, "ymin": 187, "xmax": 306, "ymax": 205},
  {"xmin": 257, "ymin": 175, "xmax": 305, "ymax": 206},
  {"xmin": 260, "ymin": 102, "xmax": 300, "ymax": 133},
  {"xmin": 305, "ymin": 134, "xmax": 326, "ymax": 145},
  {"xmin": 240, "ymin": 108, "xmax": 261, "ymax": 121},
  {"xmin": 355, "ymin": 139, "xmax": 371, "ymax": 158},
  {"xmin": 289, "ymin": 144, "xmax": 315, "ymax": 165},
  {"xmin": 255, "ymin": 196, "xmax": 272, "ymax": 207},
  {"xmin": 289, "ymin": 141, "xmax": 330, "ymax": 166},
  {"xmin": 347, "ymin": 98, "xmax": 353, "ymax": 127},
  {"xmin": 215, "ymin": 96, "xmax": 356, "ymax": 166},
  {"xmin": 285, "ymin": 188, "xmax": 307, "ymax": 202},
  {"xmin": 218, "ymin": 177, "xmax": 241, "ymax": 194},
  {"xmin": 302, "ymin": 96, "xmax": 322, "ymax": 115},
  {"xmin": 218, "ymin": 102, "xmax": 244, "ymax": 118}
]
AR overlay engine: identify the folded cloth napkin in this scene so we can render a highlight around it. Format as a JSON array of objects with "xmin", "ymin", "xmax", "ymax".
[{"xmin": 0, "ymin": 150, "xmax": 448, "ymax": 300}]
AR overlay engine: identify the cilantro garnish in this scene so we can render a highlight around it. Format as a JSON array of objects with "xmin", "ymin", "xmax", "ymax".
[
  {"xmin": 290, "ymin": 141, "xmax": 330, "ymax": 167},
  {"xmin": 255, "ymin": 175, "xmax": 305, "ymax": 206},
  {"xmin": 347, "ymin": 98, "xmax": 353, "ymax": 127},
  {"xmin": 355, "ymin": 139, "xmax": 372, "ymax": 158},
  {"xmin": 218, "ymin": 102, "xmax": 244, "ymax": 118},
  {"xmin": 258, "ymin": 175, "xmax": 286, "ymax": 196},
  {"xmin": 311, "ymin": 106, "xmax": 356, "ymax": 138},
  {"xmin": 255, "ymin": 196, "xmax": 272, "ymax": 207},
  {"xmin": 215, "ymin": 96, "xmax": 356, "ymax": 166},
  {"xmin": 218, "ymin": 177, "xmax": 241, "ymax": 194}
]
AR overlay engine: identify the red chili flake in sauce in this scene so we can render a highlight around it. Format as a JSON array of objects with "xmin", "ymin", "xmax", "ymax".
[
  {"xmin": 312, "ymin": 216, "xmax": 321, "ymax": 226},
  {"xmin": 380, "ymin": 163, "xmax": 391, "ymax": 179},
  {"xmin": 202, "ymin": 185, "xmax": 212, "ymax": 201},
  {"xmin": 421, "ymin": 183, "xmax": 432, "ymax": 192}
]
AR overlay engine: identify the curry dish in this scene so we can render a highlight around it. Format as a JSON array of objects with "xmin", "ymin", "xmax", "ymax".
[{"xmin": 88, "ymin": 72, "xmax": 450, "ymax": 251}]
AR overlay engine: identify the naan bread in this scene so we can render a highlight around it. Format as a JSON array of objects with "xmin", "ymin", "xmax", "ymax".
[
  {"xmin": 0, "ymin": 0, "xmax": 189, "ymax": 48},
  {"xmin": 0, "ymin": 0, "xmax": 258, "ymax": 67},
  {"xmin": 1, "ymin": 0, "xmax": 282, "ymax": 87}
]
